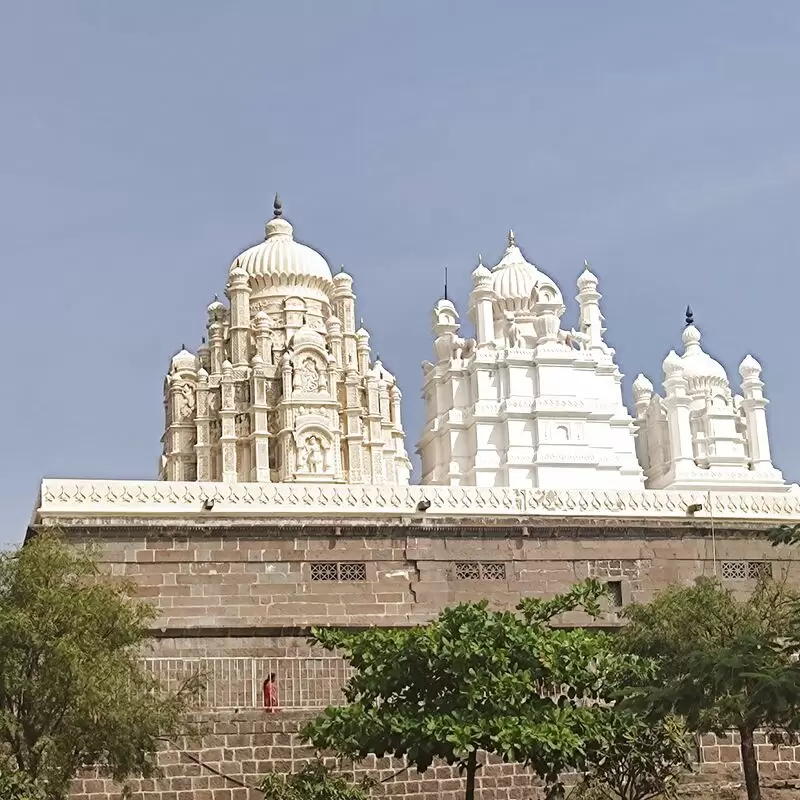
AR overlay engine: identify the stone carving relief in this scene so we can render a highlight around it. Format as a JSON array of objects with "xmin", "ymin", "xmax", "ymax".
[
  {"xmin": 234, "ymin": 382, "xmax": 251, "ymax": 405},
  {"xmin": 177, "ymin": 384, "xmax": 196, "ymax": 420},
  {"xmin": 293, "ymin": 357, "xmax": 327, "ymax": 393},
  {"xmin": 301, "ymin": 435, "xmax": 329, "ymax": 473},
  {"xmin": 235, "ymin": 413, "xmax": 251, "ymax": 437}
]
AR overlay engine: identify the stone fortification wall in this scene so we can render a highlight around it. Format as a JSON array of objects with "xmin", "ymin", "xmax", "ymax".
[
  {"xmin": 69, "ymin": 711, "xmax": 800, "ymax": 800},
  {"xmin": 75, "ymin": 523, "xmax": 799, "ymax": 635}
]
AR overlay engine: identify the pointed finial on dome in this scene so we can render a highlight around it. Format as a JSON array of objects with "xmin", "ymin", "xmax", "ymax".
[
  {"xmin": 181, "ymin": 343, "xmax": 186, "ymax": 351},
  {"xmin": 339, "ymin": 263, "xmax": 345, "ymax": 273},
  {"xmin": 201, "ymin": 336, "xmax": 206, "ymax": 344},
  {"xmin": 508, "ymin": 229, "xmax": 516, "ymax": 247},
  {"xmin": 478, "ymin": 253, "xmax": 483, "ymax": 266},
  {"xmin": 273, "ymin": 192, "xmax": 283, "ymax": 218},
  {"xmin": 685, "ymin": 305, "xmax": 694, "ymax": 327},
  {"xmin": 360, "ymin": 317, "xmax": 364, "ymax": 327},
  {"xmin": 444, "ymin": 266, "xmax": 448, "ymax": 301}
]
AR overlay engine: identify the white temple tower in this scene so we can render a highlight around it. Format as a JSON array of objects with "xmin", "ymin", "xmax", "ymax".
[
  {"xmin": 417, "ymin": 232, "xmax": 644, "ymax": 489},
  {"xmin": 160, "ymin": 196, "xmax": 411, "ymax": 485},
  {"xmin": 633, "ymin": 307, "xmax": 785, "ymax": 492}
]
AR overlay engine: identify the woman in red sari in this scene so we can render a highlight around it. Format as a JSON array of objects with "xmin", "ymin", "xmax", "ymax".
[{"xmin": 263, "ymin": 673, "xmax": 279, "ymax": 712}]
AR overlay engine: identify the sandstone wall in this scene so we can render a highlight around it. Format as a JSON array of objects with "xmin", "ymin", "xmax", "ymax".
[{"xmin": 69, "ymin": 711, "xmax": 800, "ymax": 800}]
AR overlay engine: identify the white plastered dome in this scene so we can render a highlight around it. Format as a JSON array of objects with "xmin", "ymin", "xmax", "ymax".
[
  {"xmin": 490, "ymin": 230, "xmax": 562, "ymax": 314},
  {"xmin": 680, "ymin": 324, "xmax": 729, "ymax": 386},
  {"xmin": 231, "ymin": 195, "xmax": 334, "ymax": 302}
]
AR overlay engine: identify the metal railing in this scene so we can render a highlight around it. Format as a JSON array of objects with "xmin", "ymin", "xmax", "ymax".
[
  {"xmin": 144, "ymin": 657, "xmax": 604, "ymax": 711},
  {"xmin": 143, "ymin": 656, "xmax": 351, "ymax": 710}
]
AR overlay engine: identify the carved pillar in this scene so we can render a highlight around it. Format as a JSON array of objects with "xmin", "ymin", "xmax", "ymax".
[
  {"xmin": 739, "ymin": 355, "xmax": 773, "ymax": 470},
  {"xmin": 253, "ymin": 311, "xmax": 273, "ymax": 366},
  {"xmin": 662, "ymin": 352, "xmax": 694, "ymax": 479},
  {"xmin": 356, "ymin": 328, "xmax": 370, "ymax": 375},
  {"xmin": 332, "ymin": 270, "xmax": 357, "ymax": 371},
  {"xmin": 220, "ymin": 360, "xmax": 237, "ymax": 482},
  {"xmin": 344, "ymin": 368, "xmax": 363, "ymax": 482},
  {"xmin": 576, "ymin": 264, "xmax": 605, "ymax": 350},
  {"xmin": 250, "ymin": 354, "xmax": 271, "ymax": 482},
  {"xmin": 207, "ymin": 300, "xmax": 226, "ymax": 376},
  {"xmin": 195, "ymin": 367, "xmax": 212, "ymax": 481},
  {"xmin": 227, "ymin": 266, "xmax": 252, "ymax": 368}
]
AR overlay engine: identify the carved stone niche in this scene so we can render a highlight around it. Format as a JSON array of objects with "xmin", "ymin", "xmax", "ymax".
[{"xmin": 291, "ymin": 424, "xmax": 338, "ymax": 482}]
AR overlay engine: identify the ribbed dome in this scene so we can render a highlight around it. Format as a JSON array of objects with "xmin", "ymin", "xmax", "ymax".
[
  {"xmin": 491, "ymin": 231, "xmax": 562, "ymax": 313},
  {"xmin": 680, "ymin": 325, "xmax": 729, "ymax": 384},
  {"xmin": 230, "ymin": 197, "xmax": 333, "ymax": 297}
]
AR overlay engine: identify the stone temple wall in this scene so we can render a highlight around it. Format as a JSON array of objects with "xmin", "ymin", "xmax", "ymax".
[
  {"xmin": 51, "ymin": 520, "xmax": 800, "ymax": 799},
  {"xmin": 69, "ymin": 712, "xmax": 800, "ymax": 800}
]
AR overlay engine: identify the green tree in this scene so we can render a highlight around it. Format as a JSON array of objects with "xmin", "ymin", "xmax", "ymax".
[
  {"xmin": 0, "ymin": 532, "xmax": 197, "ymax": 800},
  {"xmin": 572, "ymin": 712, "xmax": 693, "ymax": 800},
  {"xmin": 303, "ymin": 580, "xmax": 635, "ymax": 800},
  {"xmin": 260, "ymin": 761, "xmax": 372, "ymax": 800},
  {"xmin": 617, "ymin": 577, "xmax": 800, "ymax": 800}
]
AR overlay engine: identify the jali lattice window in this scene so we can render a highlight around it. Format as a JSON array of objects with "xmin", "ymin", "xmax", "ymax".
[
  {"xmin": 606, "ymin": 580, "xmax": 624, "ymax": 608},
  {"xmin": 310, "ymin": 562, "xmax": 367, "ymax": 582},
  {"xmin": 720, "ymin": 560, "xmax": 772, "ymax": 581},
  {"xmin": 454, "ymin": 562, "xmax": 506, "ymax": 581}
]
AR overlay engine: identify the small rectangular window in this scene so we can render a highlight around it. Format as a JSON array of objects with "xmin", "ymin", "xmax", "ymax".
[
  {"xmin": 606, "ymin": 580, "xmax": 623, "ymax": 608},
  {"xmin": 720, "ymin": 560, "xmax": 772, "ymax": 581},
  {"xmin": 747, "ymin": 561, "xmax": 772, "ymax": 580},
  {"xmin": 309, "ymin": 562, "xmax": 367, "ymax": 582},
  {"xmin": 454, "ymin": 562, "xmax": 506, "ymax": 581}
]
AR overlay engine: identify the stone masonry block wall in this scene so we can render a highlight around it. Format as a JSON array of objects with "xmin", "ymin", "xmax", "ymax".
[
  {"xmin": 67, "ymin": 526, "xmax": 800, "ymax": 633},
  {"xmin": 69, "ymin": 712, "xmax": 800, "ymax": 800}
]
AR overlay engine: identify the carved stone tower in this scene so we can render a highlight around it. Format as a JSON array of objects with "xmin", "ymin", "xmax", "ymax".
[{"xmin": 160, "ymin": 196, "xmax": 411, "ymax": 485}]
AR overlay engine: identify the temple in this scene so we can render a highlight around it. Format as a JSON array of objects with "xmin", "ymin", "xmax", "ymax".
[
  {"xmin": 31, "ymin": 200, "xmax": 800, "ymax": 800},
  {"xmin": 419, "ymin": 232, "xmax": 786, "ymax": 493},
  {"xmin": 159, "ymin": 195, "xmax": 411, "ymax": 486}
]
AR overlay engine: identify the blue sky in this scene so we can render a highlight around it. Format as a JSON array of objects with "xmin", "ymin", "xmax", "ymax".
[{"xmin": 2, "ymin": 2, "xmax": 800, "ymax": 545}]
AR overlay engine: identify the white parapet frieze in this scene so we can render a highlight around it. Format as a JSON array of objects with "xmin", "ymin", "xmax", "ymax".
[{"xmin": 34, "ymin": 479, "xmax": 800, "ymax": 524}]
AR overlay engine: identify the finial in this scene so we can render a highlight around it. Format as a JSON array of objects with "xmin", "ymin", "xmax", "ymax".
[
  {"xmin": 685, "ymin": 305, "xmax": 694, "ymax": 327},
  {"xmin": 214, "ymin": 294, "xmax": 218, "ymax": 301},
  {"xmin": 339, "ymin": 264, "xmax": 345, "ymax": 273},
  {"xmin": 444, "ymin": 266, "xmax": 448, "ymax": 301},
  {"xmin": 201, "ymin": 336, "xmax": 206, "ymax": 344},
  {"xmin": 508, "ymin": 229, "xmax": 516, "ymax": 247},
  {"xmin": 273, "ymin": 192, "xmax": 282, "ymax": 218},
  {"xmin": 584, "ymin": 259, "xmax": 590, "ymax": 268},
  {"xmin": 478, "ymin": 253, "xmax": 483, "ymax": 266},
  {"xmin": 376, "ymin": 353, "xmax": 381, "ymax": 362},
  {"xmin": 360, "ymin": 317, "xmax": 364, "ymax": 327},
  {"xmin": 181, "ymin": 343, "xmax": 186, "ymax": 351}
]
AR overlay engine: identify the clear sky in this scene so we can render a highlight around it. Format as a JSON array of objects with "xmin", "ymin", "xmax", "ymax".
[{"xmin": 2, "ymin": 2, "xmax": 800, "ymax": 546}]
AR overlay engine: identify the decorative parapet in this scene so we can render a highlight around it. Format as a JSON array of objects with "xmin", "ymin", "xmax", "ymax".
[{"xmin": 34, "ymin": 479, "xmax": 800, "ymax": 525}]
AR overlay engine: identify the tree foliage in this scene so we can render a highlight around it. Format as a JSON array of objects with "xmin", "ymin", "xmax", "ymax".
[
  {"xmin": 259, "ymin": 761, "xmax": 372, "ymax": 800},
  {"xmin": 616, "ymin": 577, "xmax": 800, "ymax": 800},
  {"xmin": 572, "ymin": 712, "xmax": 693, "ymax": 800},
  {"xmin": 302, "ymin": 580, "xmax": 643, "ymax": 800},
  {"xmin": 0, "ymin": 532, "xmax": 197, "ymax": 800}
]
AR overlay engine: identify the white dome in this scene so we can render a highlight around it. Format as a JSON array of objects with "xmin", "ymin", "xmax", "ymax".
[
  {"xmin": 680, "ymin": 325, "xmax": 729, "ymax": 384},
  {"xmin": 170, "ymin": 348, "xmax": 197, "ymax": 373},
  {"xmin": 231, "ymin": 197, "xmax": 333, "ymax": 297},
  {"xmin": 491, "ymin": 231, "xmax": 562, "ymax": 313}
]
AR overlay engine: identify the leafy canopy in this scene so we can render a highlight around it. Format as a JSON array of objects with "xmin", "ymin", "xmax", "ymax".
[
  {"xmin": 259, "ymin": 761, "xmax": 372, "ymax": 800},
  {"xmin": 573, "ymin": 712, "xmax": 693, "ymax": 800},
  {"xmin": 617, "ymin": 577, "xmax": 800, "ymax": 736},
  {"xmin": 303, "ymin": 580, "xmax": 640, "ymax": 798},
  {"xmin": 0, "ymin": 532, "xmax": 196, "ymax": 800}
]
